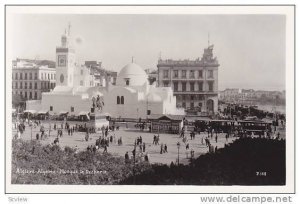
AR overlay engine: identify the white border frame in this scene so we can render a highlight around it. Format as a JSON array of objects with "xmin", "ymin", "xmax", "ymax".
[{"xmin": 5, "ymin": 5, "xmax": 295, "ymax": 193}]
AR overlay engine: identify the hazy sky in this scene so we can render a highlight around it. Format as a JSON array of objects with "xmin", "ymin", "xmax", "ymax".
[{"xmin": 10, "ymin": 14, "xmax": 286, "ymax": 91}]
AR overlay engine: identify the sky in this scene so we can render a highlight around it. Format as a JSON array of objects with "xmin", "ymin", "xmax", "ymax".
[{"xmin": 10, "ymin": 14, "xmax": 286, "ymax": 91}]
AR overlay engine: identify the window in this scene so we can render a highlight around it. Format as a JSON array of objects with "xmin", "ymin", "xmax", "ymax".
[
  {"xmin": 20, "ymin": 91, "xmax": 23, "ymax": 97},
  {"xmin": 25, "ymin": 82, "xmax": 27, "ymax": 89},
  {"xmin": 71, "ymin": 106, "xmax": 74, "ymax": 112},
  {"xmin": 191, "ymin": 95, "xmax": 194, "ymax": 100},
  {"xmin": 182, "ymin": 70, "xmax": 186, "ymax": 78},
  {"xmin": 190, "ymin": 70, "xmax": 195, "ymax": 79},
  {"xmin": 126, "ymin": 79, "xmax": 130, "ymax": 86},
  {"xmin": 121, "ymin": 96, "xmax": 124, "ymax": 104},
  {"xmin": 34, "ymin": 82, "xmax": 37, "ymax": 89},
  {"xmin": 15, "ymin": 82, "xmax": 18, "ymax": 89},
  {"xmin": 208, "ymin": 70, "xmax": 214, "ymax": 78},
  {"xmin": 20, "ymin": 73, "xmax": 23, "ymax": 80},
  {"xmin": 29, "ymin": 92, "xmax": 32, "ymax": 99},
  {"xmin": 50, "ymin": 106, "xmax": 53, "ymax": 111},
  {"xmin": 29, "ymin": 73, "xmax": 32, "ymax": 80},
  {"xmin": 80, "ymin": 80, "xmax": 83, "ymax": 86},
  {"xmin": 25, "ymin": 73, "xmax": 27, "ymax": 80},
  {"xmin": 34, "ymin": 92, "xmax": 37, "ymax": 99},
  {"xmin": 117, "ymin": 96, "xmax": 120, "ymax": 104},
  {"xmin": 190, "ymin": 82, "xmax": 195, "ymax": 92},
  {"xmin": 173, "ymin": 82, "xmax": 178, "ymax": 91},
  {"xmin": 208, "ymin": 81, "xmax": 214, "ymax": 91},
  {"xmin": 34, "ymin": 73, "xmax": 37, "ymax": 80},
  {"xmin": 29, "ymin": 82, "xmax": 32, "ymax": 89},
  {"xmin": 173, "ymin": 70, "xmax": 178, "ymax": 78},
  {"xmin": 15, "ymin": 73, "xmax": 18, "ymax": 80},
  {"xmin": 24, "ymin": 92, "xmax": 27, "ymax": 99},
  {"xmin": 81, "ymin": 70, "xmax": 84, "ymax": 75},
  {"xmin": 198, "ymin": 82, "xmax": 203, "ymax": 91},
  {"xmin": 20, "ymin": 82, "xmax": 22, "ymax": 89},
  {"xmin": 147, "ymin": 110, "xmax": 151, "ymax": 115},
  {"xmin": 182, "ymin": 95, "xmax": 186, "ymax": 100},
  {"xmin": 182, "ymin": 82, "xmax": 186, "ymax": 91},
  {"xmin": 41, "ymin": 73, "xmax": 43, "ymax": 80},
  {"xmin": 182, "ymin": 102, "xmax": 186, "ymax": 108},
  {"xmin": 190, "ymin": 102, "xmax": 194, "ymax": 109},
  {"xmin": 48, "ymin": 74, "xmax": 50, "ymax": 80},
  {"xmin": 48, "ymin": 82, "xmax": 50, "ymax": 89},
  {"xmin": 163, "ymin": 70, "xmax": 169, "ymax": 78},
  {"xmin": 163, "ymin": 82, "xmax": 169, "ymax": 87},
  {"xmin": 199, "ymin": 70, "xmax": 203, "ymax": 78}
]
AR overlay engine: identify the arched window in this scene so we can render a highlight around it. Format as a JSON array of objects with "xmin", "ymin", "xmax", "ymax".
[
  {"xmin": 126, "ymin": 80, "xmax": 130, "ymax": 86},
  {"xmin": 117, "ymin": 96, "xmax": 120, "ymax": 104},
  {"xmin": 121, "ymin": 96, "xmax": 124, "ymax": 104}
]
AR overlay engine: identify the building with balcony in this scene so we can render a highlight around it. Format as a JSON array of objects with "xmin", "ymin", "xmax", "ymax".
[{"xmin": 157, "ymin": 45, "xmax": 219, "ymax": 113}]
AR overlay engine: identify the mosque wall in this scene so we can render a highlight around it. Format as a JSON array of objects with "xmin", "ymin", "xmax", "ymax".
[{"xmin": 40, "ymin": 93, "xmax": 91, "ymax": 115}]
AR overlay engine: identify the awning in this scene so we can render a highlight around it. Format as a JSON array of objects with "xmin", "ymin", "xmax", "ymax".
[
  {"xmin": 37, "ymin": 110, "xmax": 49, "ymax": 115},
  {"xmin": 24, "ymin": 110, "xmax": 37, "ymax": 114},
  {"xmin": 78, "ymin": 111, "xmax": 89, "ymax": 116},
  {"xmin": 59, "ymin": 111, "xmax": 69, "ymax": 115}
]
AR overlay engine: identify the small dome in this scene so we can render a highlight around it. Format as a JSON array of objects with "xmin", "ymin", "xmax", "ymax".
[{"xmin": 116, "ymin": 63, "xmax": 148, "ymax": 86}]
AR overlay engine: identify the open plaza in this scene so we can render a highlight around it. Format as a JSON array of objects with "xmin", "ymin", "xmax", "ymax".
[{"xmin": 12, "ymin": 120, "xmax": 236, "ymax": 165}]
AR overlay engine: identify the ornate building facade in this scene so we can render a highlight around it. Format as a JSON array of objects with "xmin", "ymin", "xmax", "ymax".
[{"xmin": 157, "ymin": 45, "xmax": 219, "ymax": 114}]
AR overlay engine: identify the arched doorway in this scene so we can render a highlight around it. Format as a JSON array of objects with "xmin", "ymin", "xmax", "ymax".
[{"xmin": 207, "ymin": 99, "xmax": 214, "ymax": 113}]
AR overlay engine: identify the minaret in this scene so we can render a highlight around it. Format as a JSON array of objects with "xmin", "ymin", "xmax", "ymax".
[{"xmin": 55, "ymin": 23, "xmax": 76, "ymax": 87}]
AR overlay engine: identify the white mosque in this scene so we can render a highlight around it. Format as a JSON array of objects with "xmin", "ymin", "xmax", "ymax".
[
  {"xmin": 103, "ymin": 62, "xmax": 184, "ymax": 118},
  {"xmin": 26, "ymin": 25, "xmax": 184, "ymax": 119}
]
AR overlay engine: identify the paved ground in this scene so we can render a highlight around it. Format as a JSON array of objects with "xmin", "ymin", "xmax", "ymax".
[{"xmin": 12, "ymin": 120, "xmax": 236, "ymax": 165}]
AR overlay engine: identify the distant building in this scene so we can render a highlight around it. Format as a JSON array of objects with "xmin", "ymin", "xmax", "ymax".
[
  {"xmin": 157, "ymin": 45, "xmax": 219, "ymax": 114},
  {"xmin": 84, "ymin": 61, "xmax": 117, "ymax": 86},
  {"xmin": 12, "ymin": 59, "xmax": 56, "ymax": 101},
  {"xmin": 145, "ymin": 69, "xmax": 158, "ymax": 85}
]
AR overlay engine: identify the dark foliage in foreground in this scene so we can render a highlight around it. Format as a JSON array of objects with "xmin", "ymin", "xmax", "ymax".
[
  {"xmin": 121, "ymin": 138, "xmax": 286, "ymax": 185},
  {"xmin": 12, "ymin": 138, "xmax": 285, "ymax": 185},
  {"xmin": 12, "ymin": 140, "xmax": 151, "ymax": 185}
]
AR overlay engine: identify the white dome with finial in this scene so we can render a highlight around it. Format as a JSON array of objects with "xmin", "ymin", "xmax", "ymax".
[{"xmin": 116, "ymin": 63, "xmax": 148, "ymax": 86}]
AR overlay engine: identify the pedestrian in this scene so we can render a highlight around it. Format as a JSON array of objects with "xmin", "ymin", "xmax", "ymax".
[
  {"xmin": 190, "ymin": 149, "xmax": 195, "ymax": 158},
  {"xmin": 36, "ymin": 133, "xmax": 39, "ymax": 140},
  {"xmin": 125, "ymin": 152, "xmax": 129, "ymax": 162},
  {"xmin": 143, "ymin": 142, "xmax": 146, "ymax": 152},
  {"xmin": 215, "ymin": 135, "xmax": 218, "ymax": 143},
  {"xmin": 164, "ymin": 144, "xmax": 168, "ymax": 153},
  {"xmin": 144, "ymin": 153, "xmax": 149, "ymax": 162},
  {"xmin": 132, "ymin": 148, "xmax": 136, "ymax": 160},
  {"xmin": 186, "ymin": 143, "xmax": 189, "ymax": 150},
  {"xmin": 103, "ymin": 144, "xmax": 108, "ymax": 153},
  {"xmin": 160, "ymin": 144, "xmax": 163, "ymax": 154}
]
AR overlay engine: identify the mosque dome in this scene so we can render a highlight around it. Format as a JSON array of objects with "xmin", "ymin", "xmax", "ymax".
[{"xmin": 116, "ymin": 63, "xmax": 148, "ymax": 86}]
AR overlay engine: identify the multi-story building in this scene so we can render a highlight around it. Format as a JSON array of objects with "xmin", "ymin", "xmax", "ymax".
[
  {"xmin": 85, "ymin": 61, "xmax": 117, "ymax": 86},
  {"xmin": 12, "ymin": 59, "xmax": 56, "ymax": 101},
  {"xmin": 157, "ymin": 45, "xmax": 219, "ymax": 113}
]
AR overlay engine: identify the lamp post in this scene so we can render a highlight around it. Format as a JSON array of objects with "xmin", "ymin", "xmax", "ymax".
[
  {"xmin": 177, "ymin": 142, "xmax": 180, "ymax": 165},
  {"xmin": 30, "ymin": 124, "xmax": 33, "ymax": 141}
]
